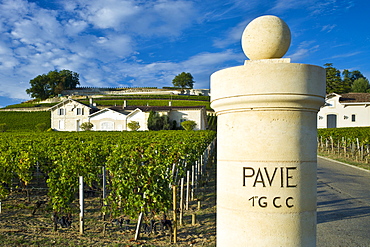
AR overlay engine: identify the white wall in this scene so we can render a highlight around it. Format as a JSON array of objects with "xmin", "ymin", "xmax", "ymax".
[
  {"xmin": 50, "ymin": 100, "xmax": 90, "ymax": 131},
  {"xmin": 90, "ymin": 109, "xmax": 127, "ymax": 131}
]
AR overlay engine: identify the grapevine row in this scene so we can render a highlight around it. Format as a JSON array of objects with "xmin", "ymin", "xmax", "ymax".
[{"xmin": 0, "ymin": 131, "xmax": 216, "ymax": 220}]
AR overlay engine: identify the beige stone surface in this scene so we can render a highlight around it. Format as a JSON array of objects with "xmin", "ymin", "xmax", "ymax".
[
  {"xmin": 242, "ymin": 15, "xmax": 291, "ymax": 60},
  {"xmin": 211, "ymin": 60, "xmax": 325, "ymax": 246}
]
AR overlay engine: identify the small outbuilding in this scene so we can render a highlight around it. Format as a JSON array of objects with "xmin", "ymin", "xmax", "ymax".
[{"xmin": 318, "ymin": 93, "xmax": 370, "ymax": 128}]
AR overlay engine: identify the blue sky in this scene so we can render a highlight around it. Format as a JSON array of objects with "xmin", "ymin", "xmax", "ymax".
[{"xmin": 0, "ymin": 0, "xmax": 369, "ymax": 107}]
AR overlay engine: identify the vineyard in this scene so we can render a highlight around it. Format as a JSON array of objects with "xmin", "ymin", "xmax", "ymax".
[
  {"xmin": 0, "ymin": 111, "xmax": 50, "ymax": 132},
  {"xmin": 0, "ymin": 130, "xmax": 217, "ymax": 246},
  {"xmin": 318, "ymin": 127, "xmax": 370, "ymax": 170}
]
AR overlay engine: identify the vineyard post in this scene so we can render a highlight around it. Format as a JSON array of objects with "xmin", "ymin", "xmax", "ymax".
[
  {"xmin": 210, "ymin": 15, "xmax": 325, "ymax": 247},
  {"xmin": 135, "ymin": 212, "xmax": 144, "ymax": 241},
  {"xmin": 191, "ymin": 165, "xmax": 195, "ymax": 200},
  {"xmin": 102, "ymin": 166, "xmax": 107, "ymax": 221},
  {"xmin": 356, "ymin": 138, "xmax": 360, "ymax": 161},
  {"xmin": 330, "ymin": 136, "xmax": 334, "ymax": 153},
  {"xmin": 343, "ymin": 137, "xmax": 346, "ymax": 156},
  {"xmin": 79, "ymin": 176, "xmax": 84, "ymax": 235},
  {"xmin": 199, "ymin": 156, "xmax": 203, "ymax": 176},
  {"xmin": 186, "ymin": 170, "xmax": 190, "ymax": 210},
  {"xmin": 172, "ymin": 185, "xmax": 177, "ymax": 243},
  {"xmin": 195, "ymin": 161, "xmax": 198, "ymax": 190},
  {"xmin": 179, "ymin": 177, "xmax": 184, "ymax": 226},
  {"xmin": 337, "ymin": 140, "xmax": 340, "ymax": 156}
]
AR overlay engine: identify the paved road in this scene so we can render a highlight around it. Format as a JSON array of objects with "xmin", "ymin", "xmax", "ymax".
[{"xmin": 317, "ymin": 156, "xmax": 370, "ymax": 247}]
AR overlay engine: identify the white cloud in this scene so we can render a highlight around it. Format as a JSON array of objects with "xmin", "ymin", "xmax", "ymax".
[
  {"xmin": 64, "ymin": 0, "xmax": 197, "ymax": 36},
  {"xmin": 213, "ymin": 20, "xmax": 250, "ymax": 49},
  {"xmin": 270, "ymin": 0, "xmax": 354, "ymax": 16},
  {"xmin": 270, "ymin": 0, "xmax": 308, "ymax": 13},
  {"xmin": 330, "ymin": 51, "xmax": 362, "ymax": 59},
  {"xmin": 111, "ymin": 50, "xmax": 243, "ymax": 89},
  {"xmin": 321, "ymin": 24, "xmax": 337, "ymax": 33},
  {"xmin": 64, "ymin": 19, "xmax": 89, "ymax": 35},
  {"xmin": 288, "ymin": 41, "xmax": 319, "ymax": 61}
]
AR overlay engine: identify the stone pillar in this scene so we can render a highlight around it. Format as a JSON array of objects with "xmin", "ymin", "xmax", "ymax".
[{"xmin": 211, "ymin": 15, "xmax": 325, "ymax": 246}]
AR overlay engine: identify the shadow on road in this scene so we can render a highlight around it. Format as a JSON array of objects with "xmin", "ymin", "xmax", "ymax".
[{"xmin": 317, "ymin": 181, "xmax": 370, "ymax": 224}]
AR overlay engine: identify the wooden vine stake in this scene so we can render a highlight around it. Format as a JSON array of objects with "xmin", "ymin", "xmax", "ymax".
[
  {"xmin": 102, "ymin": 166, "xmax": 107, "ymax": 221},
  {"xmin": 79, "ymin": 176, "xmax": 84, "ymax": 235},
  {"xmin": 191, "ymin": 165, "xmax": 195, "ymax": 201},
  {"xmin": 135, "ymin": 193, "xmax": 146, "ymax": 241},
  {"xmin": 179, "ymin": 178, "xmax": 184, "ymax": 226},
  {"xmin": 186, "ymin": 170, "xmax": 190, "ymax": 210},
  {"xmin": 172, "ymin": 185, "xmax": 177, "ymax": 243},
  {"xmin": 135, "ymin": 212, "xmax": 144, "ymax": 241}
]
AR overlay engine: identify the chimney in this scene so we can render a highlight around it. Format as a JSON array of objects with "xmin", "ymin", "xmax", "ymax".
[
  {"xmin": 123, "ymin": 100, "xmax": 127, "ymax": 109},
  {"xmin": 89, "ymin": 98, "xmax": 93, "ymax": 107},
  {"xmin": 169, "ymin": 101, "xmax": 172, "ymax": 106}
]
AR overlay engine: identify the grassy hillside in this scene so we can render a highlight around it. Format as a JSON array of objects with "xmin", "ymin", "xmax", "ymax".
[{"xmin": 0, "ymin": 111, "xmax": 50, "ymax": 132}]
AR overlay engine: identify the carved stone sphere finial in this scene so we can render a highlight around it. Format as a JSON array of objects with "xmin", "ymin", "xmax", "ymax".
[{"xmin": 242, "ymin": 15, "xmax": 291, "ymax": 60}]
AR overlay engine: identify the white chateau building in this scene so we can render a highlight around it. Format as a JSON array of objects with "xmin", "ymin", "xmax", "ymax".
[
  {"xmin": 49, "ymin": 99, "xmax": 207, "ymax": 131},
  {"xmin": 318, "ymin": 93, "xmax": 370, "ymax": 128}
]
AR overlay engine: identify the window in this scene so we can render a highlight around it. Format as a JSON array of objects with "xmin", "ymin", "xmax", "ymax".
[
  {"xmin": 58, "ymin": 108, "xmax": 65, "ymax": 115},
  {"xmin": 101, "ymin": 121, "xmax": 114, "ymax": 130},
  {"xmin": 351, "ymin": 114, "xmax": 356, "ymax": 122},
  {"xmin": 76, "ymin": 108, "xmax": 84, "ymax": 115}
]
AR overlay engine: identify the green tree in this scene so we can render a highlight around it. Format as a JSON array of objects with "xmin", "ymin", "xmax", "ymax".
[
  {"xmin": 26, "ymin": 69, "xmax": 80, "ymax": 100},
  {"xmin": 325, "ymin": 63, "xmax": 346, "ymax": 94},
  {"xmin": 343, "ymin": 69, "xmax": 365, "ymax": 92},
  {"xmin": 147, "ymin": 111, "xmax": 163, "ymax": 131},
  {"xmin": 172, "ymin": 72, "xmax": 194, "ymax": 89},
  {"xmin": 181, "ymin": 120, "xmax": 196, "ymax": 131},
  {"xmin": 162, "ymin": 115, "xmax": 171, "ymax": 130},
  {"xmin": 147, "ymin": 111, "xmax": 173, "ymax": 130},
  {"xmin": 127, "ymin": 121, "xmax": 140, "ymax": 131},
  {"xmin": 351, "ymin": 78, "xmax": 370, "ymax": 93}
]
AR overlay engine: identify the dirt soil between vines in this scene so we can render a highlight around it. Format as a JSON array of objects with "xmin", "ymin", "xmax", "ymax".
[{"xmin": 0, "ymin": 163, "xmax": 216, "ymax": 247}]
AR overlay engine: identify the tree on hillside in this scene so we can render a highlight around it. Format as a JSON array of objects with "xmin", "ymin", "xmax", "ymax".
[
  {"xmin": 351, "ymin": 78, "xmax": 370, "ymax": 93},
  {"xmin": 172, "ymin": 72, "xmax": 194, "ymax": 89},
  {"xmin": 26, "ymin": 69, "xmax": 80, "ymax": 100}
]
